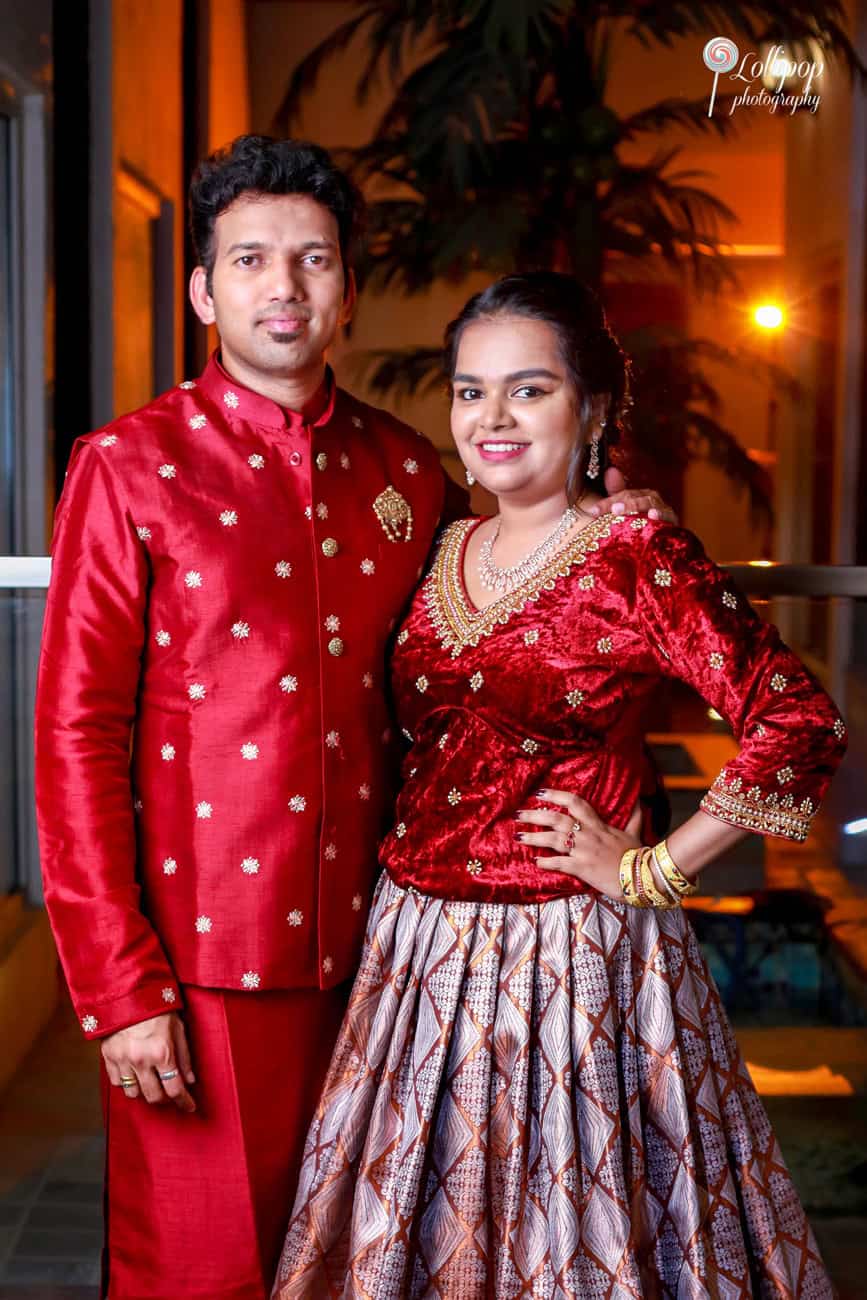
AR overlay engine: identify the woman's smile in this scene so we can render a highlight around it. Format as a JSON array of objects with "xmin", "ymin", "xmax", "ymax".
[{"xmin": 476, "ymin": 440, "xmax": 530, "ymax": 462}]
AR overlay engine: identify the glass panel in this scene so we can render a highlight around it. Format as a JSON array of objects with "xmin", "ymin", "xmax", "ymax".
[
  {"xmin": 0, "ymin": 114, "xmax": 13, "ymax": 548},
  {"xmin": 0, "ymin": 588, "xmax": 46, "ymax": 897},
  {"xmin": 0, "ymin": 120, "xmax": 17, "ymax": 897}
]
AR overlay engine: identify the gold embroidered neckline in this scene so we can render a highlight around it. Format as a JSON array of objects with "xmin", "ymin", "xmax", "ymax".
[{"xmin": 424, "ymin": 513, "xmax": 620, "ymax": 657}]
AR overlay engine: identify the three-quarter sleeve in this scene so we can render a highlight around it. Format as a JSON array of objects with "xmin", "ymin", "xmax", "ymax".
[
  {"xmin": 636, "ymin": 521, "xmax": 847, "ymax": 842},
  {"xmin": 35, "ymin": 440, "xmax": 182, "ymax": 1038}
]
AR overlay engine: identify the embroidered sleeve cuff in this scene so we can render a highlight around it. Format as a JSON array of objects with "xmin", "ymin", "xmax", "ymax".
[
  {"xmin": 77, "ymin": 981, "xmax": 184, "ymax": 1039},
  {"xmin": 700, "ymin": 772, "xmax": 816, "ymax": 843}
]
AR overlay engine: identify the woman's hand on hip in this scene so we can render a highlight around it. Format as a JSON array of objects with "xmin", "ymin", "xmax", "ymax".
[{"xmin": 515, "ymin": 789, "xmax": 641, "ymax": 899}]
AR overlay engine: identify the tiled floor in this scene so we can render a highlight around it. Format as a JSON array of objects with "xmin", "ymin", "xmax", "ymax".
[{"xmin": 0, "ymin": 994, "xmax": 102, "ymax": 1297}]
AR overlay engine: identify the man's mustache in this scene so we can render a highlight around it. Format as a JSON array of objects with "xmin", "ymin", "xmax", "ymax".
[{"xmin": 257, "ymin": 307, "xmax": 312, "ymax": 324}]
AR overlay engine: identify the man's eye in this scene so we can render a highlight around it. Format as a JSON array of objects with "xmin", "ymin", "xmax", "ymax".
[{"xmin": 237, "ymin": 255, "xmax": 260, "ymax": 267}]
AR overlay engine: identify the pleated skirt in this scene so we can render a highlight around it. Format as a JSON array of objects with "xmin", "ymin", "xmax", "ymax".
[{"xmin": 274, "ymin": 873, "xmax": 833, "ymax": 1299}]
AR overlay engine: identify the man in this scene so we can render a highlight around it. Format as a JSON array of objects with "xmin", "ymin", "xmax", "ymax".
[{"xmin": 35, "ymin": 135, "xmax": 671, "ymax": 1299}]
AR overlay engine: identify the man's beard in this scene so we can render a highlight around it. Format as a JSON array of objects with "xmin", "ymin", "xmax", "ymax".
[{"xmin": 265, "ymin": 329, "xmax": 301, "ymax": 344}]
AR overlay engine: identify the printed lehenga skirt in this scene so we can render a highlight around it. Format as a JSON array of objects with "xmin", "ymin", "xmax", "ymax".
[{"xmin": 273, "ymin": 873, "xmax": 833, "ymax": 1299}]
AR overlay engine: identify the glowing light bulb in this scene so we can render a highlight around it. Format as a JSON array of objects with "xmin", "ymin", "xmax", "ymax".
[{"xmin": 754, "ymin": 304, "xmax": 784, "ymax": 329}]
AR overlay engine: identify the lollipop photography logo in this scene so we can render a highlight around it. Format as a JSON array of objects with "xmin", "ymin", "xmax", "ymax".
[{"xmin": 703, "ymin": 37, "xmax": 823, "ymax": 118}]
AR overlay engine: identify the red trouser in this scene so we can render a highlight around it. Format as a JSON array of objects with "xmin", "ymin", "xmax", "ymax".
[{"xmin": 101, "ymin": 983, "xmax": 348, "ymax": 1300}]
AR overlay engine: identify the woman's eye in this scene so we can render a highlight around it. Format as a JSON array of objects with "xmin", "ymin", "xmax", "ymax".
[
  {"xmin": 514, "ymin": 385, "xmax": 543, "ymax": 398},
  {"xmin": 455, "ymin": 388, "xmax": 482, "ymax": 401},
  {"xmin": 303, "ymin": 255, "xmax": 324, "ymax": 266}
]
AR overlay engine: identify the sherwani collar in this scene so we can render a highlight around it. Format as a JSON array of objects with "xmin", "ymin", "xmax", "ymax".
[{"xmin": 196, "ymin": 351, "xmax": 337, "ymax": 433}]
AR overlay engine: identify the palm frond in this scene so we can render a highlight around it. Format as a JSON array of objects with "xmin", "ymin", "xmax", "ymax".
[
  {"xmin": 270, "ymin": 8, "xmax": 382, "ymax": 130},
  {"xmin": 620, "ymin": 97, "xmax": 742, "ymax": 142},
  {"xmin": 348, "ymin": 346, "xmax": 446, "ymax": 400}
]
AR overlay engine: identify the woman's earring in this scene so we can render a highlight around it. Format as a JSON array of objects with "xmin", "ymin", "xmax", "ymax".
[
  {"xmin": 586, "ymin": 427, "xmax": 603, "ymax": 479},
  {"xmin": 465, "ymin": 468, "xmax": 475, "ymax": 486}
]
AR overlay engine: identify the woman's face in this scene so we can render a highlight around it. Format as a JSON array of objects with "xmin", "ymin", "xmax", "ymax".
[{"xmin": 450, "ymin": 315, "xmax": 583, "ymax": 506}]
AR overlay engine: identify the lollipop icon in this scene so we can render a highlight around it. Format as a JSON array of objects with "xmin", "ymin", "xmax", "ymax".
[{"xmin": 703, "ymin": 38, "xmax": 739, "ymax": 117}]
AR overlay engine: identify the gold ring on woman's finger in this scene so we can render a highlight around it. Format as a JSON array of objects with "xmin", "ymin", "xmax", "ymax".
[
  {"xmin": 159, "ymin": 1069, "xmax": 179, "ymax": 1082},
  {"xmin": 120, "ymin": 1076, "xmax": 137, "ymax": 1088},
  {"xmin": 564, "ymin": 821, "xmax": 581, "ymax": 853}
]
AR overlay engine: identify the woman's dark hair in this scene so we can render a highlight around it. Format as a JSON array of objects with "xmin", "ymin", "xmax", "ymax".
[
  {"xmin": 189, "ymin": 135, "xmax": 364, "ymax": 292},
  {"xmin": 444, "ymin": 272, "xmax": 631, "ymax": 502}
]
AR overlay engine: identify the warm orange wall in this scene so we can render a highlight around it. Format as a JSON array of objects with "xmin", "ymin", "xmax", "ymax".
[
  {"xmin": 606, "ymin": 33, "xmax": 786, "ymax": 250},
  {"xmin": 112, "ymin": 0, "xmax": 184, "ymax": 202},
  {"xmin": 209, "ymin": 0, "xmax": 250, "ymax": 151},
  {"xmin": 111, "ymin": 0, "xmax": 251, "ymax": 400},
  {"xmin": 112, "ymin": 0, "xmax": 185, "ymax": 386}
]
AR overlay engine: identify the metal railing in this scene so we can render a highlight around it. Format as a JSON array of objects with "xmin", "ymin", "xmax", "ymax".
[
  {"xmin": 3, "ymin": 559, "xmax": 867, "ymax": 595},
  {"xmin": 724, "ymin": 565, "xmax": 867, "ymax": 599}
]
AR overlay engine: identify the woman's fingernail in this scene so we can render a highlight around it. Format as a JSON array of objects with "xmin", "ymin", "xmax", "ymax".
[
  {"xmin": 590, "ymin": 504, "xmax": 600, "ymax": 516},
  {"xmin": 536, "ymin": 789, "xmax": 548, "ymax": 796},
  {"xmin": 187, "ymin": 1072, "xmax": 196, "ymax": 1084},
  {"xmin": 612, "ymin": 502, "xmax": 625, "ymax": 514},
  {"xmin": 536, "ymin": 858, "xmax": 552, "ymax": 869},
  {"xmin": 516, "ymin": 832, "xmax": 526, "ymax": 841},
  {"xmin": 649, "ymin": 508, "xmax": 660, "ymax": 519}
]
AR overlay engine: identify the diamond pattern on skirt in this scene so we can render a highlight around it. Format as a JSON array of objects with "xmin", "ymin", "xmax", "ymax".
[{"xmin": 274, "ymin": 875, "xmax": 832, "ymax": 1299}]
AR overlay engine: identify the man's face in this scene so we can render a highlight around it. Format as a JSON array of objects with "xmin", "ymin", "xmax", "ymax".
[{"xmin": 190, "ymin": 192, "xmax": 354, "ymax": 383}]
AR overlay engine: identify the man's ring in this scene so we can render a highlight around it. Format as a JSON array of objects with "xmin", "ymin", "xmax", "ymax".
[
  {"xmin": 120, "ymin": 1076, "xmax": 137, "ymax": 1088},
  {"xmin": 564, "ymin": 821, "xmax": 580, "ymax": 853},
  {"xmin": 159, "ymin": 1069, "xmax": 179, "ymax": 1082}
]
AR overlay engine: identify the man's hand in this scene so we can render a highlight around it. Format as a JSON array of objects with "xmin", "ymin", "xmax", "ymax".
[
  {"xmin": 589, "ymin": 465, "xmax": 678, "ymax": 524},
  {"xmin": 102, "ymin": 1012, "xmax": 196, "ymax": 1112}
]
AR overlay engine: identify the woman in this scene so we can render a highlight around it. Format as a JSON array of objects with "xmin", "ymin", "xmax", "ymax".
[{"xmin": 274, "ymin": 273, "xmax": 847, "ymax": 1298}]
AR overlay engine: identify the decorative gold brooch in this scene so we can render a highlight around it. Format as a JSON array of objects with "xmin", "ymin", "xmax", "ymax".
[{"xmin": 373, "ymin": 486, "xmax": 413, "ymax": 542}]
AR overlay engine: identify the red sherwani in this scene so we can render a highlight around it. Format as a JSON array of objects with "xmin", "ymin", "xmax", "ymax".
[{"xmin": 34, "ymin": 354, "xmax": 455, "ymax": 1299}]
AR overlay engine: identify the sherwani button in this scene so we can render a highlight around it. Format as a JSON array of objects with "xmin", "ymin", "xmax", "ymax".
[
  {"xmin": 328, "ymin": 637, "xmax": 345, "ymax": 656},
  {"xmin": 289, "ymin": 451, "xmax": 303, "ymax": 467},
  {"xmin": 322, "ymin": 538, "xmax": 339, "ymax": 557}
]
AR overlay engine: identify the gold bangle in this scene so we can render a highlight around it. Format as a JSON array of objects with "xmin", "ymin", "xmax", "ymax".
[
  {"xmin": 619, "ymin": 848, "xmax": 647, "ymax": 907},
  {"xmin": 654, "ymin": 839, "xmax": 699, "ymax": 897},
  {"xmin": 647, "ymin": 849, "xmax": 681, "ymax": 904},
  {"xmin": 631, "ymin": 848, "xmax": 647, "ymax": 905},
  {"xmin": 639, "ymin": 849, "xmax": 681, "ymax": 910},
  {"xmin": 619, "ymin": 847, "xmax": 637, "ymax": 898},
  {"xmin": 649, "ymin": 847, "xmax": 686, "ymax": 899}
]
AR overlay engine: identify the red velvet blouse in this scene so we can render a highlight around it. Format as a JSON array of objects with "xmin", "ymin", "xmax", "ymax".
[{"xmin": 379, "ymin": 513, "xmax": 848, "ymax": 903}]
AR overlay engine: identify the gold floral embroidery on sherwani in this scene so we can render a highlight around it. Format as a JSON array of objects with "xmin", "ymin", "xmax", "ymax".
[{"xmin": 424, "ymin": 513, "xmax": 617, "ymax": 658}]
